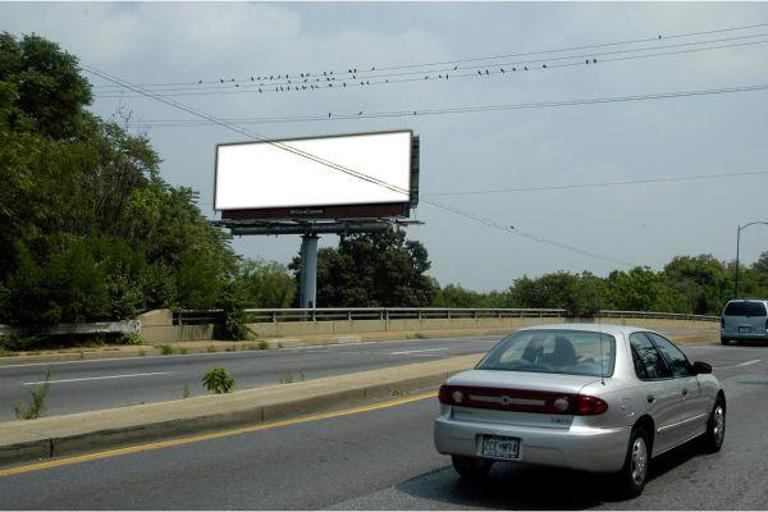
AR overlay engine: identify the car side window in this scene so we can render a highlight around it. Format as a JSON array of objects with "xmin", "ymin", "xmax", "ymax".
[
  {"xmin": 646, "ymin": 333, "xmax": 693, "ymax": 378},
  {"xmin": 629, "ymin": 333, "xmax": 671, "ymax": 380}
]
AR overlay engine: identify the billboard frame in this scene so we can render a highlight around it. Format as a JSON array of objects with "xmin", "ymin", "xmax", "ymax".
[{"xmin": 213, "ymin": 129, "xmax": 419, "ymax": 221}]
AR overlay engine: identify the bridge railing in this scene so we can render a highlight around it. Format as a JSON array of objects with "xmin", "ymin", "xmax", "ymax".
[
  {"xmin": 172, "ymin": 307, "xmax": 720, "ymax": 326},
  {"xmin": 597, "ymin": 310, "xmax": 720, "ymax": 322},
  {"xmin": 173, "ymin": 308, "xmax": 567, "ymax": 325}
]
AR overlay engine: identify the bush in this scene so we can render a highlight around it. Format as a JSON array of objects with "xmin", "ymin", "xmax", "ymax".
[
  {"xmin": 0, "ymin": 335, "xmax": 43, "ymax": 352},
  {"xmin": 202, "ymin": 367, "xmax": 235, "ymax": 394},
  {"xmin": 117, "ymin": 333, "xmax": 143, "ymax": 345}
]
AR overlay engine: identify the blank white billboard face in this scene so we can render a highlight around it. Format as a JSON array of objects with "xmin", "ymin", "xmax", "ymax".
[{"xmin": 215, "ymin": 131, "xmax": 412, "ymax": 211}]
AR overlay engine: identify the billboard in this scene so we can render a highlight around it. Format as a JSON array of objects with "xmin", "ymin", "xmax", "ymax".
[{"xmin": 215, "ymin": 130, "xmax": 418, "ymax": 220}]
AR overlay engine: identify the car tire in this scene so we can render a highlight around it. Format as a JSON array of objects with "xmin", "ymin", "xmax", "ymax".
[
  {"xmin": 720, "ymin": 337, "xmax": 729, "ymax": 345},
  {"xmin": 700, "ymin": 397, "xmax": 726, "ymax": 453},
  {"xmin": 451, "ymin": 455, "xmax": 493, "ymax": 481},
  {"xmin": 615, "ymin": 426, "xmax": 651, "ymax": 499}
]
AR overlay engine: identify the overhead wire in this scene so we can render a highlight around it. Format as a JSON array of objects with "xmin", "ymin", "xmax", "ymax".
[
  {"xmin": 94, "ymin": 34, "xmax": 768, "ymax": 98},
  {"xmin": 92, "ymin": 21, "xmax": 768, "ymax": 92},
  {"xmin": 129, "ymin": 81, "xmax": 768, "ymax": 128},
  {"xmin": 430, "ymin": 168, "xmax": 768, "ymax": 196}
]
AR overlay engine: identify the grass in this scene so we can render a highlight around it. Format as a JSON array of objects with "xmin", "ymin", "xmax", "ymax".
[
  {"xmin": 138, "ymin": 349, "xmax": 146, "ymax": 357},
  {"xmin": 207, "ymin": 345, "xmax": 216, "ymax": 353},
  {"xmin": 278, "ymin": 371, "xmax": 305, "ymax": 384},
  {"xmin": 0, "ymin": 347, "xmax": 15, "ymax": 358},
  {"xmin": 410, "ymin": 332, "xmax": 427, "ymax": 340}
]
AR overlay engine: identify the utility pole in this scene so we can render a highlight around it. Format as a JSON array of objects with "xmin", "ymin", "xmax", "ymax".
[{"xmin": 734, "ymin": 221, "xmax": 768, "ymax": 299}]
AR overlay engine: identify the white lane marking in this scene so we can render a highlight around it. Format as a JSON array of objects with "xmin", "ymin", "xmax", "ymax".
[
  {"xmin": 0, "ymin": 335, "xmax": 501, "ymax": 370},
  {"xmin": 390, "ymin": 348, "xmax": 451, "ymax": 355},
  {"xmin": 715, "ymin": 359, "xmax": 763, "ymax": 370},
  {"xmin": 23, "ymin": 371, "xmax": 173, "ymax": 385}
]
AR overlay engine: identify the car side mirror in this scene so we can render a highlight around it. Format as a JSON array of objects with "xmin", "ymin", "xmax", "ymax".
[{"xmin": 692, "ymin": 361, "xmax": 712, "ymax": 375}]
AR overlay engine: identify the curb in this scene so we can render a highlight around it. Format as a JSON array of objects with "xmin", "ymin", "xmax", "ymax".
[{"xmin": 0, "ymin": 353, "xmax": 484, "ymax": 467}]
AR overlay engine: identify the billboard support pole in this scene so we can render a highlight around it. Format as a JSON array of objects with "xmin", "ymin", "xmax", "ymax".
[{"xmin": 299, "ymin": 234, "xmax": 320, "ymax": 311}]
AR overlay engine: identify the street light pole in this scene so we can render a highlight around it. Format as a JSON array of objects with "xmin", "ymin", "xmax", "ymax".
[{"xmin": 734, "ymin": 221, "xmax": 768, "ymax": 299}]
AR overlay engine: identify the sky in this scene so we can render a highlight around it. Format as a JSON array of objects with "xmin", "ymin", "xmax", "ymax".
[{"xmin": 2, "ymin": 1, "xmax": 768, "ymax": 291}]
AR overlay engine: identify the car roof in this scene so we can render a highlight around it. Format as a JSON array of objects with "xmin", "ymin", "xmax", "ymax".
[{"xmin": 514, "ymin": 322, "xmax": 646, "ymax": 337}]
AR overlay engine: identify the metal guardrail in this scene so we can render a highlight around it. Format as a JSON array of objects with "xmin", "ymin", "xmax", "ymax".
[
  {"xmin": 173, "ymin": 308, "xmax": 567, "ymax": 325},
  {"xmin": 172, "ymin": 307, "xmax": 721, "ymax": 326},
  {"xmin": 597, "ymin": 310, "xmax": 720, "ymax": 322}
]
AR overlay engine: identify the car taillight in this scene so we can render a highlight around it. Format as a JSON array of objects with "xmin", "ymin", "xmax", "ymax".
[
  {"xmin": 575, "ymin": 395, "xmax": 609, "ymax": 415},
  {"xmin": 438, "ymin": 384, "xmax": 606, "ymax": 415}
]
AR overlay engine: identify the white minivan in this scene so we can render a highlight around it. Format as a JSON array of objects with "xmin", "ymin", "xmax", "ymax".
[{"xmin": 721, "ymin": 299, "xmax": 768, "ymax": 344}]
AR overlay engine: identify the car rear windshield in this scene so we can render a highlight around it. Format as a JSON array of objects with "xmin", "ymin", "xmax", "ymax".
[
  {"xmin": 723, "ymin": 301, "xmax": 767, "ymax": 317},
  {"xmin": 477, "ymin": 330, "xmax": 616, "ymax": 377}
]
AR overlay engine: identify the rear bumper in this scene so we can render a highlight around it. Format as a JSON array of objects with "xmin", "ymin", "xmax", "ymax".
[
  {"xmin": 721, "ymin": 329, "xmax": 768, "ymax": 341},
  {"xmin": 434, "ymin": 415, "xmax": 630, "ymax": 473}
]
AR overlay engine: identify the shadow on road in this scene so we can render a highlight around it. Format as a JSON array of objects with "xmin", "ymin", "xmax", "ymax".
[{"xmin": 395, "ymin": 441, "xmax": 708, "ymax": 510}]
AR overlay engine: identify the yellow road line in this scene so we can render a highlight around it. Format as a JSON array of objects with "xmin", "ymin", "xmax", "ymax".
[{"xmin": 0, "ymin": 391, "xmax": 438, "ymax": 478}]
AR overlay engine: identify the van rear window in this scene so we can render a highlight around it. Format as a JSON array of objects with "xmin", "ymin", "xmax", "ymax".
[{"xmin": 724, "ymin": 301, "xmax": 767, "ymax": 316}]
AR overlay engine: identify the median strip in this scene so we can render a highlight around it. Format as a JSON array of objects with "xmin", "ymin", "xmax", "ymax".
[{"xmin": 0, "ymin": 353, "xmax": 484, "ymax": 467}]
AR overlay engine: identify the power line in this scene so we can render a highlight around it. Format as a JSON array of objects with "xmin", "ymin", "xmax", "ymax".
[
  {"xmin": 92, "ymin": 21, "xmax": 768, "ymax": 92},
  {"xmin": 129, "ymin": 81, "xmax": 768, "ymax": 128},
  {"xmin": 431, "ymin": 168, "xmax": 768, "ymax": 196},
  {"xmin": 82, "ymin": 64, "xmax": 634, "ymax": 267},
  {"xmin": 94, "ymin": 35, "xmax": 768, "ymax": 99}
]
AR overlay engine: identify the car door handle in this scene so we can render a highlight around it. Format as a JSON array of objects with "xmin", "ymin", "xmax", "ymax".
[{"xmin": 647, "ymin": 395, "xmax": 655, "ymax": 404}]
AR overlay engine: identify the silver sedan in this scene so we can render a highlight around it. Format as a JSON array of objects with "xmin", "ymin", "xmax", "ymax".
[{"xmin": 434, "ymin": 324, "xmax": 725, "ymax": 497}]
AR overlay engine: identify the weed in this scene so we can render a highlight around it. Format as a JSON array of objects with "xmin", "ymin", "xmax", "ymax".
[
  {"xmin": 138, "ymin": 349, "xmax": 146, "ymax": 356},
  {"xmin": 157, "ymin": 344, "xmax": 176, "ymax": 355},
  {"xmin": 182, "ymin": 382, "xmax": 191, "ymax": 399},
  {"xmin": 14, "ymin": 367, "xmax": 52, "ymax": 420},
  {"xmin": 78, "ymin": 351, "xmax": 85, "ymax": 360},
  {"xmin": 279, "ymin": 371, "xmax": 305, "ymax": 384},
  {"xmin": 207, "ymin": 345, "xmax": 216, "ymax": 353},
  {"xmin": 202, "ymin": 367, "xmax": 235, "ymax": 394},
  {"xmin": 411, "ymin": 332, "xmax": 427, "ymax": 340},
  {"xmin": 258, "ymin": 340, "xmax": 269, "ymax": 350},
  {"xmin": 178, "ymin": 347, "xmax": 188, "ymax": 355},
  {"xmin": 0, "ymin": 347, "xmax": 14, "ymax": 357},
  {"xmin": 277, "ymin": 341, "xmax": 284, "ymax": 349}
]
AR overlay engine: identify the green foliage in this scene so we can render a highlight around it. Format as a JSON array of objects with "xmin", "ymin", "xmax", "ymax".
[
  {"xmin": 202, "ymin": 367, "xmax": 235, "ymax": 394},
  {"xmin": 292, "ymin": 227, "xmax": 436, "ymax": 307},
  {"xmin": 0, "ymin": 335, "xmax": 43, "ymax": 352},
  {"xmin": 432, "ymin": 253, "xmax": 768, "ymax": 316},
  {"xmin": 157, "ymin": 344, "xmax": 176, "ymax": 355},
  {"xmin": 213, "ymin": 282, "xmax": 252, "ymax": 341},
  {"xmin": 14, "ymin": 367, "xmax": 51, "ymax": 420},
  {"xmin": 235, "ymin": 258, "xmax": 296, "ymax": 308},
  {"xmin": 0, "ymin": 33, "xmax": 237, "ymax": 333},
  {"xmin": 116, "ymin": 333, "xmax": 143, "ymax": 345}
]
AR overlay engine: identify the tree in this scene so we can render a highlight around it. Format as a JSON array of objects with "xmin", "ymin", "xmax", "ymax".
[
  {"xmin": 291, "ymin": 228, "xmax": 436, "ymax": 307},
  {"xmin": 0, "ymin": 33, "xmax": 237, "ymax": 330}
]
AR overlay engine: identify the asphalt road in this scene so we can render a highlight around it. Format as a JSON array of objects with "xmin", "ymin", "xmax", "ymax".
[
  {"xmin": 0, "ymin": 336, "xmax": 500, "ymax": 420},
  {"xmin": 1, "ymin": 342, "xmax": 766, "ymax": 510}
]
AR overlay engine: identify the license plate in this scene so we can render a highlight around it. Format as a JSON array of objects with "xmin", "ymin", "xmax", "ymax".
[
  {"xmin": 739, "ymin": 326, "xmax": 752, "ymax": 333},
  {"xmin": 480, "ymin": 435, "xmax": 520, "ymax": 460}
]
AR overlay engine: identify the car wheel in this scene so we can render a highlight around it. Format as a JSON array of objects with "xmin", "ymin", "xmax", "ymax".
[
  {"xmin": 451, "ymin": 455, "xmax": 493, "ymax": 481},
  {"xmin": 615, "ymin": 426, "xmax": 650, "ymax": 498},
  {"xmin": 720, "ymin": 337, "xmax": 729, "ymax": 345},
  {"xmin": 700, "ymin": 397, "xmax": 726, "ymax": 453}
]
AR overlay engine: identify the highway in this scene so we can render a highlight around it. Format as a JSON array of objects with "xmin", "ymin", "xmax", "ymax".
[
  {"xmin": 1, "ymin": 342, "xmax": 766, "ymax": 510},
  {"xmin": 0, "ymin": 336, "xmax": 500, "ymax": 420}
]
